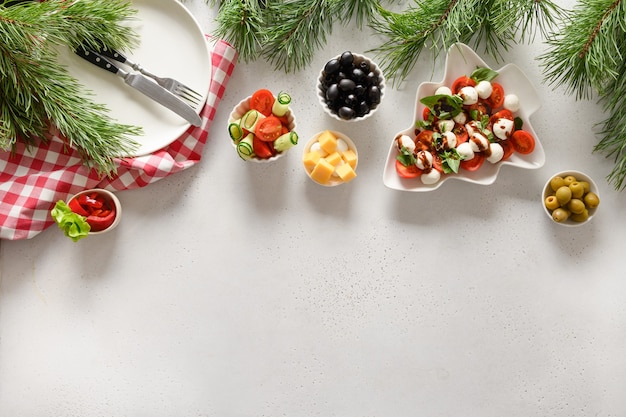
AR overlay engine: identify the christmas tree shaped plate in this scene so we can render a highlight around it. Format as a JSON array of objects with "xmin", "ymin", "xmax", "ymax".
[
  {"xmin": 382, "ymin": 43, "xmax": 545, "ymax": 192},
  {"xmin": 57, "ymin": 0, "xmax": 211, "ymax": 157}
]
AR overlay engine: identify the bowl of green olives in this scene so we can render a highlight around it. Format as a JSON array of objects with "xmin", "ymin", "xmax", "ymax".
[
  {"xmin": 542, "ymin": 170, "xmax": 600, "ymax": 226},
  {"xmin": 317, "ymin": 51, "xmax": 385, "ymax": 121}
]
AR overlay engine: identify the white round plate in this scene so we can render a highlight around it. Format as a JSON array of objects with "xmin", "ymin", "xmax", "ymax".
[
  {"xmin": 382, "ymin": 43, "xmax": 545, "ymax": 192},
  {"xmin": 57, "ymin": 0, "xmax": 211, "ymax": 157}
]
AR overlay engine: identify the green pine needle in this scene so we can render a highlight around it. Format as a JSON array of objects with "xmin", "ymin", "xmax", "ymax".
[{"xmin": 0, "ymin": 0, "xmax": 141, "ymax": 176}]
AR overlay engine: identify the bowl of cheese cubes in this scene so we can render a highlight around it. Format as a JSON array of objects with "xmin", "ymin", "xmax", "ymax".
[{"xmin": 302, "ymin": 130, "xmax": 358, "ymax": 186}]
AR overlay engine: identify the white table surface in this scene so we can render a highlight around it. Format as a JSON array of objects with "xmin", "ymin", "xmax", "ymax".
[{"xmin": 2, "ymin": 1, "xmax": 626, "ymax": 416}]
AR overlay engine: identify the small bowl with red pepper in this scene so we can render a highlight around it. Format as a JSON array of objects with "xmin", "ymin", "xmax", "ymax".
[
  {"xmin": 51, "ymin": 189, "xmax": 121, "ymax": 241},
  {"xmin": 228, "ymin": 88, "xmax": 298, "ymax": 162}
]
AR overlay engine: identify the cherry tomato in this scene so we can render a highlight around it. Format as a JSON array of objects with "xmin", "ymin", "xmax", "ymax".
[
  {"xmin": 460, "ymin": 153, "xmax": 485, "ymax": 171},
  {"xmin": 490, "ymin": 109, "xmax": 514, "ymax": 124},
  {"xmin": 466, "ymin": 102, "xmax": 491, "ymax": 120},
  {"xmin": 432, "ymin": 154, "xmax": 444, "ymax": 173},
  {"xmin": 395, "ymin": 159, "xmax": 422, "ymax": 178},
  {"xmin": 500, "ymin": 140, "xmax": 515, "ymax": 160},
  {"xmin": 510, "ymin": 130, "xmax": 535, "ymax": 154},
  {"xmin": 422, "ymin": 107, "xmax": 436, "ymax": 122},
  {"xmin": 487, "ymin": 82, "xmax": 505, "ymax": 109},
  {"xmin": 252, "ymin": 135, "xmax": 276, "ymax": 159},
  {"xmin": 250, "ymin": 89, "xmax": 275, "ymax": 117},
  {"xmin": 451, "ymin": 76, "xmax": 476, "ymax": 94},
  {"xmin": 256, "ymin": 116, "xmax": 283, "ymax": 142}
]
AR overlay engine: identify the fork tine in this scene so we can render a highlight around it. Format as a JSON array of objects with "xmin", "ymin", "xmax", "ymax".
[{"xmin": 175, "ymin": 86, "xmax": 202, "ymax": 106}]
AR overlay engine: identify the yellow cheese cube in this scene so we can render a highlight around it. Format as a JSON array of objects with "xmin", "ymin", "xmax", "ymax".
[
  {"xmin": 317, "ymin": 130, "xmax": 337, "ymax": 154},
  {"xmin": 341, "ymin": 149, "xmax": 358, "ymax": 168},
  {"xmin": 310, "ymin": 158, "xmax": 335, "ymax": 184},
  {"xmin": 324, "ymin": 151, "xmax": 343, "ymax": 167},
  {"xmin": 303, "ymin": 151, "xmax": 321, "ymax": 170},
  {"xmin": 335, "ymin": 163, "xmax": 357, "ymax": 183}
]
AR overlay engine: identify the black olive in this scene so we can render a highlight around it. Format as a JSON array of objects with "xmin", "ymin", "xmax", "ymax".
[
  {"xmin": 340, "ymin": 51, "xmax": 354, "ymax": 68},
  {"xmin": 366, "ymin": 71, "xmax": 379, "ymax": 86},
  {"xmin": 359, "ymin": 61, "xmax": 371, "ymax": 73},
  {"xmin": 345, "ymin": 94, "xmax": 358, "ymax": 107},
  {"xmin": 324, "ymin": 58, "xmax": 340, "ymax": 74},
  {"xmin": 338, "ymin": 78, "xmax": 356, "ymax": 92},
  {"xmin": 352, "ymin": 68, "xmax": 366, "ymax": 82},
  {"xmin": 354, "ymin": 84, "xmax": 366, "ymax": 99},
  {"xmin": 325, "ymin": 84, "xmax": 340, "ymax": 102},
  {"xmin": 368, "ymin": 85, "xmax": 381, "ymax": 104},
  {"xmin": 338, "ymin": 106, "xmax": 355, "ymax": 120},
  {"xmin": 356, "ymin": 101, "xmax": 370, "ymax": 116}
]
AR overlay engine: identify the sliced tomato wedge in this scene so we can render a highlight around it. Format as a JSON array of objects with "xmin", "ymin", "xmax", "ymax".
[
  {"xmin": 250, "ymin": 89, "xmax": 275, "ymax": 117},
  {"xmin": 252, "ymin": 135, "xmax": 276, "ymax": 159},
  {"xmin": 500, "ymin": 140, "xmax": 515, "ymax": 160},
  {"xmin": 460, "ymin": 152, "xmax": 485, "ymax": 172},
  {"xmin": 395, "ymin": 159, "xmax": 422, "ymax": 178},
  {"xmin": 487, "ymin": 82, "xmax": 505, "ymax": 109},
  {"xmin": 510, "ymin": 130, "xmax": 535, "ymax": 154},
  {"xmin": 255, "ymin": 116, "xmax": 283, "ymax": 142},
  {"xmin": 451, "ymin": 76, "xmax": 476, "ymax": 94},
  {"xmin": 415, "ymin": 130, "xmax": 434, "ymax": 151}
]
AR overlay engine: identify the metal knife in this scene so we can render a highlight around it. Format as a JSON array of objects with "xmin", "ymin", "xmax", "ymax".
[{"xmin": 75, "ymin": 46, "xmax": 202, "ymax": 127}]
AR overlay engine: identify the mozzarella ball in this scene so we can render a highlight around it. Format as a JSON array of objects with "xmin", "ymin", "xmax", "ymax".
[
  {"xmin": 456, "ymin": 142, "xmax": 475, "ymax": 161},
  {"xmin": 487, "ymin": 143, "xmax": 504, "ymax": 163},
  {"xmin": 442, "ymin": 131, "xmax": 457, "ymax": 149},
  {"xmin": 492, "ymin": 118, "xmax": 514, "ymax": 140},
  {"xmin": 475, "ymin": 80, "xmax": 493, "ymax": 99},
  {"xmin": 469, "ymin": 132, "xmax": 490, "ymax": 153},
  {"xmin": 453, "ymin": 111, "xmax": 467, "ymax": 124},
  {"xmin": 503, "ymin": 94, "xmax": 520, "ymax": 112},
  {"xmin": 421, "ymin": 168, "xmax": 441, "ymax": 185},
  {"xmin": 395, "ymin": 134, "xmax": 415, "ymax": 152},
  {"xmin": 435, "ymin": 86, "xmax": 453, "ymax": 96},
  {"xmin": 415, "ymin": 150, "xmax": 433, "ymax": 170},
  {"xmin": 459, "ymin": 86, "xmax": 479, "ymax": 105},
  {"xmin": 336, "ymin": 138, "xmax": 349, "ymax": 152},
  {"xmin": 437, "ymin": 119, "xmax": 455, "ymax": 133},
  {"xmin": 310, "ymin": 142, "xmax": 328, "ymax": 157},
  {"xmin": 465, "ymin": 120, "xmax": 480, "ymax": 137}
]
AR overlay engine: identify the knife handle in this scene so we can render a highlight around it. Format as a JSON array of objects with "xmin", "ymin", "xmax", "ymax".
[
  {"xmin": 75, "ymin": 46, "xmax": 120, "ymax": 76},
  {"xmin": 94, "ymin": 44, "xmax": 128, "ymax": 65}
]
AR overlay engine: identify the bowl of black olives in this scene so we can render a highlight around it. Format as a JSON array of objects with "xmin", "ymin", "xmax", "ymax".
[
  {"xmin": 542, "ymin": 170, "xmax": 600, "ymax": 227},
  {"xmin": 317, "ymin": 51, "xmax": 385, "ymax": 121}
]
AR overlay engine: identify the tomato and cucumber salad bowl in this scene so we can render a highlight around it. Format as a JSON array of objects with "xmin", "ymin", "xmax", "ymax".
[
  {"xmin": 382, "ymin": 43, "xmax": 545, "ymax": 192},
  {"xmin": 228, "ymin": 89, "xmax": 298, "ymax": 162}
]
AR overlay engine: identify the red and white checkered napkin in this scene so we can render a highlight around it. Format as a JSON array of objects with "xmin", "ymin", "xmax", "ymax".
[{"xmin": 0, "ymin": 38, "xmax": 237, "ymax": 240}]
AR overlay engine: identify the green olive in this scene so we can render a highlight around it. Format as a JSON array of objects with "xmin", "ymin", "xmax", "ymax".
[
  {"xmin": 550, "ymin": 176, "xmax": 566, "ymax": 192},
  {"xmin": 544, "ymin": 195, "xmax": 560, "ymax": 210},
  {"xmin": 584, "ymin": 192, "xmax": 600, "ymax": 208},
  {"xmin": 579, "ymin": 181, "xmax": 590, "ymax": 194},
  {"xmin": 569, "ymin": 181, "xmax": 585, "ymax": 199},
  {"xmin": 563, "ymin": 175, "xmax": 577, "ymax": 186},
  {"xmin": 552, "ymin": 207, "xmax": 570, "ymax": 222},
  {"xmin": 568, "ymin": 198, "xmax": 586, "ymax": 214},
  {"xmin": 555, "ymin": 185, "xmax": 572, "ymax": 205},
  {"xmin": 571, "ymin": 209, "xmax": 589, "ymax": 222}
]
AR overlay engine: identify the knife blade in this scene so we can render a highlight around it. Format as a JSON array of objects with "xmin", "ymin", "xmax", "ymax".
[{"xmin": 75, "ymin": 46, "xmax": 201, "ymax": 127}]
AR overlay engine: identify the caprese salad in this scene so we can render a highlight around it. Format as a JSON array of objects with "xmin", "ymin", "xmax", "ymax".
[{"xmin": 394, "ymin": 67, "xmax": 535, "ymax": 184}]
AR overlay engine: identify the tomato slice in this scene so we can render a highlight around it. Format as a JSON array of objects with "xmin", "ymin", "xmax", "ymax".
[
  {"xmin": 252, "ymin": 135, "xmax": 276, "ymax": 159},
  {"xmin": 250, "ymin": 89, "xmax": 275, "ymax": 117},
  {"xmin": 451, "ymin": 76, "xmax": 476, "ymax": 94},
  {"xmin": 490, "ymin": 109, "xmax": 514, "ymax": 124},
  {"xmin": 487, "ymin": 82, "xmax": 505, "ymax": 109},
  {"xmin": 432, "ymin": 154, "xmax": 444, "ymax": 173},
  {"xmin": 500, "ymin": 140, "xmax": 515, "ymax": 160},
  {"xmin": 395, "ymin": 159, "xmax": 422, "ymax": 178},
  {"xmin": 415, "ymin": 130, "xmax": 434, "ymax": 151},
  {"xmin": 465, "ymin": 102, "xmax": 491, "ymax": 120},
  {"xmin": 255, "ymin": 116, "xmax": 283, "ymax": 142},
  {"xmin": 460, "ymin": 152, "xmax": 485, "ymax": 171},
  {"xmin": 510, "ymin": 130, "xmax": 535, "ymax": 154}
]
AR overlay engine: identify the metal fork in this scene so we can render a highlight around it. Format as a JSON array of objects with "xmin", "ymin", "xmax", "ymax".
[{"xmin": 97, "ymin": 46, "xmax": 203, "ymax": 107}]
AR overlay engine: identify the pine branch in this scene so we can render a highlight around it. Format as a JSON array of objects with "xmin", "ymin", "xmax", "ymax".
[
  {"xmin": 540, "ymin": 0, "xmax": 625, "ymax": 100},
  {"xmin": 211, "ymin": 0, "xmax": 266, "ymax": 63},
  {"xmin": 0, "ymin": 0, "xmax": 141, "ymax": 175},
  {"xmin": 369, "ymin": 0, "xmax": 564, "ymax": 86}
]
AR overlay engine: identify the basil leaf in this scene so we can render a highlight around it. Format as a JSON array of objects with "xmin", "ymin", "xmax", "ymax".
[
  {"xmin": 420, "ymin": 94, "xmax": 463, "ymax": 119},
  {"xmin": 514, "ymin": 117, "xmax": 524, "ymax": 130},
  {"xmin": 470, "ymin": 67, "xmax": 499, "ymax": 82}
]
